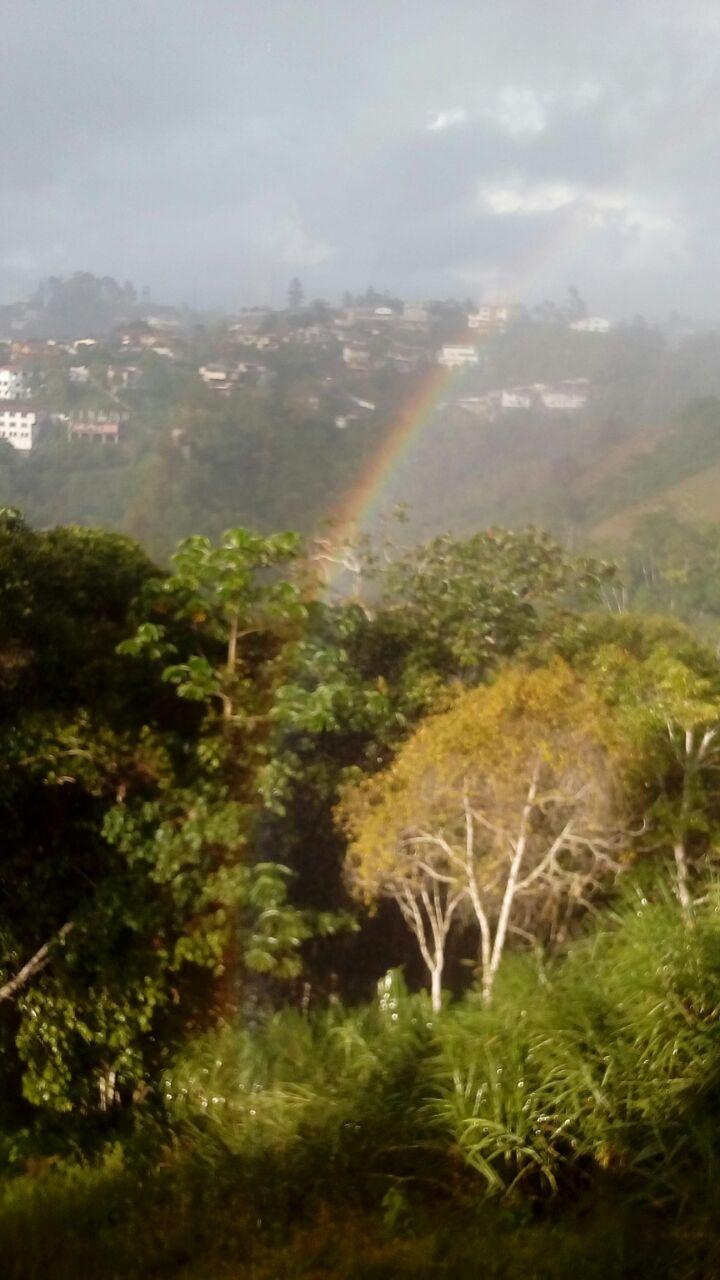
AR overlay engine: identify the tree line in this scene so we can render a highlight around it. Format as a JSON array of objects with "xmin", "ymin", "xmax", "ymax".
[{"xmin": 1, "ymin": 509, "xmax": 719, "ymax": 1120}]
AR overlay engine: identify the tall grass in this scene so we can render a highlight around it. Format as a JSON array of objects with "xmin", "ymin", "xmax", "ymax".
[
  {"xmin": 165, "ymin": 880, "xmax": 720, "ymax": 1206},
  {"xmin": 429, "ymin": 883, "xmax": 720, "ymax": 1199},
  {"xmin": 3, "ymin": 881, "xmax": 720, "ymax": 1277},
  {"xmin": 164, "ymin": 972, "xmax": 441, "ymax": 1209}
]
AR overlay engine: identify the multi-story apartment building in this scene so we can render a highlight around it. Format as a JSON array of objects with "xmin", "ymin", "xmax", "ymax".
[
  {"xmin": 0, "ymin": 403, "xmax": 37, "ymax": 450},
  {"xmin": 0, "ymin": 366, "xmax": 30, "ymax": 400}
]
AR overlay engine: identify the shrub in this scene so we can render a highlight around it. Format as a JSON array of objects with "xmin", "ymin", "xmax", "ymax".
[{"xmin": 428, "ymin": 881, "xmax": 720, "ymax": 1199}]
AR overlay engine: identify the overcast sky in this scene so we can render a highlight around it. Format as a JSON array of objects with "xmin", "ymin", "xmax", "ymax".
[{"xmin": 4, "ymin": 0, "xmax": 720, "ymax": 316}]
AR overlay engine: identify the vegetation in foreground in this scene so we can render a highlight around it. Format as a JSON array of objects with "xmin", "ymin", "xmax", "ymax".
[
  {"xmin": 3, "ymin": 891, "xmax": 720, "ymax": 1277},
  {"xmin": 2, "ymin": 509, "xmax": 720, "ymax": 1275}
]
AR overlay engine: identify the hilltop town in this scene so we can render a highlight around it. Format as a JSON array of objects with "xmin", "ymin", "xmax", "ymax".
[
  {"xmin": 1, "ymin": 271, "xmax": 718, "ymax": 559},
  {"xmin": 0, "ymin": 275, "xmax": 611, "ymax": 457}
]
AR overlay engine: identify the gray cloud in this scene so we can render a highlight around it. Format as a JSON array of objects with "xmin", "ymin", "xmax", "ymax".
[{"xmin": 1, "ymin": 0, "xmax": 720, "ymax": 316}]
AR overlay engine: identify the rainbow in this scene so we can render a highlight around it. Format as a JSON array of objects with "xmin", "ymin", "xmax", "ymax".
[
  {"xmin": 320, "ymin": 55, "xmax": 720, "ymax": 568},
  {"xmin": 326, "ymin": 337, "xmax": 498, "ymax": 555},
  {"xmin": 331, "ymin": 363, "xmax": 455, "ymax": 534}
]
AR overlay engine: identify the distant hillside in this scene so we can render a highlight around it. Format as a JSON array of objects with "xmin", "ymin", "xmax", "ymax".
[
  {"xmin": 573, "ymin": 427, "xmax": 668, "ymax": 497},
  {"xmin": 6, "ymin": 309, "xmax": 720, "ymax": 562},
  {"xmin": 590, "ymin": 460, "xmax": 720, "ymax": 545},
  {"xmin": 379, "ymin": 396, "xmax": 720, "ymax": 558}
]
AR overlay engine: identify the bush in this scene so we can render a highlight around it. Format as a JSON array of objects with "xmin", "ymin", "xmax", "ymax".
[
  {"xmin": 428, "ymin": 881, "xmax": 720, "ymax": 1199},
  {"xmin": 3, "ymin": 884, "xmax": 720, "ymax": 1276},
  {"xmin": 164, "ymin": 971, "xmax": 440, "ymax": 1210}
]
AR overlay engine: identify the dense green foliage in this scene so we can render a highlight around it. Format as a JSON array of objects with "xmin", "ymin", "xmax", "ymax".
[
  {"xmin": 0, "ymin": 516, "xmax": 319, "ymax": 1114},
  {"xmin": 3, "ymin": 509, "xmax": 720, "ymax": 1275}
]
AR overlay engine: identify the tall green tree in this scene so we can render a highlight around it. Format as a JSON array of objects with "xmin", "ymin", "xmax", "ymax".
[{"xmin": 0, "ymin": 519, "xmax": 322, "ymax": 1113}]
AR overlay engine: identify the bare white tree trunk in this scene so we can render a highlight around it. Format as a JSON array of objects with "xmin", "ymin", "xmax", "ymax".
[
  {"xmin": 430, "ymin": 962, "xmax": 443, "ymax": 1014},
  {"xmin": 462, "ymin": 794, "xmax": 493, "ymax": 1003},
  {"xmin": 671, "ymin": 724, "xmax": 720, "ymax": 922},
  {"xmin": 98, "ymin": 1068, "xmax": 118, "ymax": 1112},
  {"xmin": 484, "ymin": 761, "xmax": 540, "ymax": 1003},
  {"xmin": 669, "ymin": 725, "xmax": 710, "ymax": 924},
  {"xmin": 674, "ymin": 839, "xmax": 693, "ymax": 919},
  {"xmin": 396, "ymin": 881, "xmax": 462, "ymax": 1013}
]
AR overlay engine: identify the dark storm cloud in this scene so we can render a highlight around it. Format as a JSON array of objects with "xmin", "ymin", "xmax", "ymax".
[{"xmin": 2, "ymin": 0, "xmax": 720, "ymax": 315}]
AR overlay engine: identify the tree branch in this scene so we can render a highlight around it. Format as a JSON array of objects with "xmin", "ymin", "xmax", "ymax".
[{"xmin": 0, "ymin": 922, "xmax": 74, "ymax": 1004}]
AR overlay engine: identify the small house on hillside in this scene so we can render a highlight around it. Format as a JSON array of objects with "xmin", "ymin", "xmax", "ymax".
[
  {"xmin": 342, "ymin": 345, "xmax": 373, "ymax": 370},
  {"xmin": 468, "ymin": 305, "xmax": 510, "ymax": 332},
  {"xmin": 570, "ymin": 316, "xmax": 611, "ymax": 333},
  {"xmin": 438, "ymin": 344, "xmax": 479, "ymax": 369},
  {"xmin": 199, "ymin": 363, "xmax": 230, "ymax": 387},
  {"xmin": 68, "ymin": 413, "xmax": 123, "ymax": 443},
  {"xmin": 501, "ymin": 388, "xmax": 533, "ymax": 410},
  {"xmin": 540, "ymin": 378, "xmax": 589, "ymax": 410}
]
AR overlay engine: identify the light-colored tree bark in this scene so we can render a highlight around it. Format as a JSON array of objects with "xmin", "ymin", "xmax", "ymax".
[
  {"xmin": 0, "ymin": 922, "xmax": 74, "ymax": 1004},
  {"xmin": 423, "ymin": 761, "xmax": 624, "ymax": 1004},
  {"xmin": 665, "ymin": 723, "xmax": 720, "ymax": 922},
  {"xmin": 390, "ymin": 863, "xmax": 465, "ymax": 1012},
  {"xmin": 483, "ymin": 762, "xmax": 540, "ymax": 1002}
]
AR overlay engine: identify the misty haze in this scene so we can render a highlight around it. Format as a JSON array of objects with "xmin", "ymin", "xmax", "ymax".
[{"xmin": 3, "ymin": 5, "xmax": 720, "ymax": 1279}]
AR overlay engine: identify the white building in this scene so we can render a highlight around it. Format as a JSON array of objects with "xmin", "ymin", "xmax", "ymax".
[
  {"xmin": 501, "ymin": 389, "xmax": 533, "ymax": 410},
  {"xmin": 468, "ymin": 305, "xmax": 510, "ymax": 330},
  {"xmin": 541, "ymin": 390, "xmax": 586, "ymax": 410},
  {"xmin": 0, "ymin": 366, "xmax": 30, "ymax": 400},
  {"xmin": 199, "ymin": 363, "xmax": 230, "ymax": 386},
  {"xmin": 0, "ymin": 404, "xmax": 37, "ymax": 450},
  {"xmin": 69, "ymin": 365, "xmax": 90, "ymax": 384},
  {"xmin": 540, "ymin": 378, "xmax": 588, "ymax": 410},
  {"xmin": 145, "ymin": 314, "xmax": 182, "ymax": 332},
  {"xmin": 438, "ymin": 344, "xmax": 479, "ymax": 369},
  {"xmin": 342, "ymin": 345, "xmax": 372, "ymax": 370},
  {"xmin": 456, "ymin": 394, "xmax": 498, "ymax": 420},
  {"xmin": 570, "ymin": 316, "xmax": 611, "ymax": 333}
]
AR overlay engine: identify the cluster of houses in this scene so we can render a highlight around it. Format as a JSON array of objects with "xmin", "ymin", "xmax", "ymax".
[
  {"xmin": 0, "ymin": 290, "xmax": 614, "ymax": 449},
  {"xmin": 455, "ymin": 378, "xmax": 589, "ymax": 421},
  {"xmin": 0, "ymin": 361, "xmax": 127, "ymax": 452},
  {"xmin": 198, "ymin": 360, "xmax": 272, "ymax": 395}
]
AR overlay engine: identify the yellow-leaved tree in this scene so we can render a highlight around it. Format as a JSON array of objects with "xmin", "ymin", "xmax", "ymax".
[{"xmin": 338, "ymin": 660, "xmax": 629, "ymax": 1010}]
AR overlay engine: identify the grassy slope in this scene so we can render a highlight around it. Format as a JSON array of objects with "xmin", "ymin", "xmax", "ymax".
[
  {"xmin": 407, "ymin": 415, "xmax": 720, "ymax": 550},
  {"xmin": 572, "ymin": 427, "xmax": 668, "ymax": 497},
  {"xmin": 589, "ymin": 458, "xmax": 720, "ymax": 543}
]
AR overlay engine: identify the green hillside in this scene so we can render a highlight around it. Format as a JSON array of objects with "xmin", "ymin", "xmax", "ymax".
[
  {"xmin": 591, "ymin": 458, "xmax": 720, "ymax": 543},
  {"xmin": 7, "ymin": 314, "xmax": 720, "ymax": 568},
  {"xmin": 392, "ymin": 396, "xmax": 720, "ymax": 553}
]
